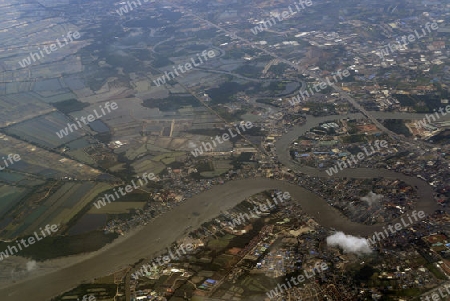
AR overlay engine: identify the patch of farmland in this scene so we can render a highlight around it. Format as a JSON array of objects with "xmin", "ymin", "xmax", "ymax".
[
  {"xmin": 152, "ymin": 152, "xmax": 185, "ymax": 162},
  {"xmin": 0, "ymin": 93, "xmax": 55, "ymax": 127},
  {"xmin": 0, "ymin": 171, "xmax": 26, "ymax": 183},
  {"xmin": 19, "ymin": 182, "xmax": 81, "ymax": 233},
  {"xmin": 0, "ymin": 185, "xmax": 28, "ymax": 217},
  {"xmin": 5, "ymin": 207, "xmax": 48, "ymax": 239},
  {"xmin": 124, "ymin": 143, "xmax": 151, "ymax": 161},
  {"xmin": 5, "ymin": 111, "xmax": 85, "ymax": 148},
  {"xmin": 33, "ymin": 78, "xmax": 64, "ymax": 92},
  {"xmin": 47, "ymin": 182, "xmax": 113, "ymax": 227},
  {"xmin": 0, "ymin": 171, "xmax": 45, "ymax": 186},
  {"xmin": 66, "ymin": 137, "xmax": 92, "ymax": 149},
  {"xmin": 131, "ymin": 157, "xmax": 165, "ymax": 175},
  {"xmin": 21, "ymin": 182, "xmax": 112, "ymax": 234},
  {"xmin": 67, "ymin": 149, "xmax": 97, "ymax": 165},
  {"xmin": 0, "ymin": 134, "xmax": 104, "ymax": 180},
  {"xmin": 29, "ymin": 90, "xmax": 78, "ymax": 104}
]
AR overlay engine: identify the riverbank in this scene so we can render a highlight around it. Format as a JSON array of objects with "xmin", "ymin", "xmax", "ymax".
[
  {"xmin": 0, "ymin": 176, "xmax": 437, "ymax": 301},
  {"xmin": 0, "ymin": 112, "xmax": 442, "ymax": 301}
]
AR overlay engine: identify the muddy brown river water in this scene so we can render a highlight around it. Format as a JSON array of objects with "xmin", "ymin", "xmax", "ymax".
[{"xmin": 0, "ymin": 113, "xmax": 440, "ymax": 301}]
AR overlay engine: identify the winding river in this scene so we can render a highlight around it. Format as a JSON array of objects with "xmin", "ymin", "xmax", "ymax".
[
  {"xmin": 275, "ymin": 112, "xmax": 440, "ymax": 216},
  {"xmin": 0, "ymin": 112, "xmax": 443, "ymax": 301}
]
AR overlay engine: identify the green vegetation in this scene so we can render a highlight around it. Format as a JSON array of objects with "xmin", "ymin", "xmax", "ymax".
[
  {"xmin": 303, "ymin": 101, "xmax": 336, "ymax": 116},
  {"xmin": 234, "ymin": 64, "xmax": 263, "ymax": 78},
  {"xmin": 393, "ymin": 94, "xmax": 442, "ymax": 113},
  {"xmin": 207, "ymin": 237, "xmax": 232, "ymax": 252},
  {"xmin": 52, "ymin": 99, "xmax": 89, "ymax": 114},
  {"xmin": 213, "ymin": 107, "xmax": 246, "ymax": 122},
  {"xmin": 200, "ymin": 170, "xmax": 228, "ymax": 178},
  {"xmin": 221, "ymin": 47, "xmax": 260, "ymax": 60},
  {"xmin": 383, "ymin": 119, "xmax": 412, "ymax": 137},
  {"xmin": 426, "ymin": 263, "xmax": 447, "ymax": 280},
  {"xmin": 142, "ymin": 95, "xmax": 201, "ymax": 111},
  {"xmin": 151, "ymin": 55, "xmax": 173, "ymax": 68},
  {"xmin": 266, "ymin": 81, "xmax": 288, "ymax": 94},
  {"xmin": 206, "ymin": 82, "xmax": 248, "ymax": 104},
  {"xmin": 50, "ymin": 283, "xmax": 118, "ymax": 301},
  {"xmin": 0, "ymin": 231, "xmax": 118, "ymax": 261},
  {"xmin": 256, "ymin": 98, "xmax": 280, "ymax": 107},
  {"xmin": 267, "ymin": 62, "xmax": 291, "ymax": 76},
  {"xmin": 342, "ymin": 134, "xmax": 367, "ymax": 143},
  {"xmin": 394, "ymin": 288, "xmax": 423, "ymax": 298}
]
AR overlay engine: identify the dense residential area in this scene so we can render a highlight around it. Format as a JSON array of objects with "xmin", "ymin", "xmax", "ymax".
[{"xmin": 0, "ymin": 0, "xmax": 449, "ymax": 300}]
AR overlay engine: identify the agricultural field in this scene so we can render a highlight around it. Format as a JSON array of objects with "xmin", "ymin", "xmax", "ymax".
[
  {"xmin": 105, "ymin": 99, "xmax": 221, "ymax": 150},
  {"xmin": 1, "ymin": 182, "xmax": 112, "ymax": 239},
  {"xmin": 5, "ymin": 111, "xmax": 86, "ymax": 148},
  {"xmin": 200, "ymin": 159, "xmax": 233, "ymax": 178},
  {"xmin": 0, "ymin": 133, "xmax": 104, "ymax": 180},
  {"xmin": 153, "ymin": 152, "xmax": 186, "ymax": 165},
  {"xmin": 124, "ymin": 143, "xmax": 152, "ymax": 161},
  {"xmin": 0, "ymin": 171, "xmax": 45, "ymax": 186},
  {"xmin": 0, "ymin": 185, "xmax": 29, "ymax": 218},
  {"xmin": 29, "ymin": 89, "xmax": 79, "ymax": 104},
  {"xmin": 0, "ymin": 171, "xmax": 26, "ymax": 184},
  {"xmin": 130, "ymin": 151, "xmax": 186, "ymax": 175},
  {"xmin": 67, "ymin": 149, "xmax": 97, "ymax": 165},
  {"xmin": 131, "ymin": 157, "xmax": 166, "ymax": 175},
  {"xmin": 0, "ymin": 93, "xmax": 55, "ymax": 127},
  {"xmin": 29, "ymin": 182, "xmax": 112, "ymax": 230}
]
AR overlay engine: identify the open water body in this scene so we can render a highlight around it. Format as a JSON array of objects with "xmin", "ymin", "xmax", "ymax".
[{"xmin": 0, "ymin": 112, "xmax": 442, "ymax": 301}]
